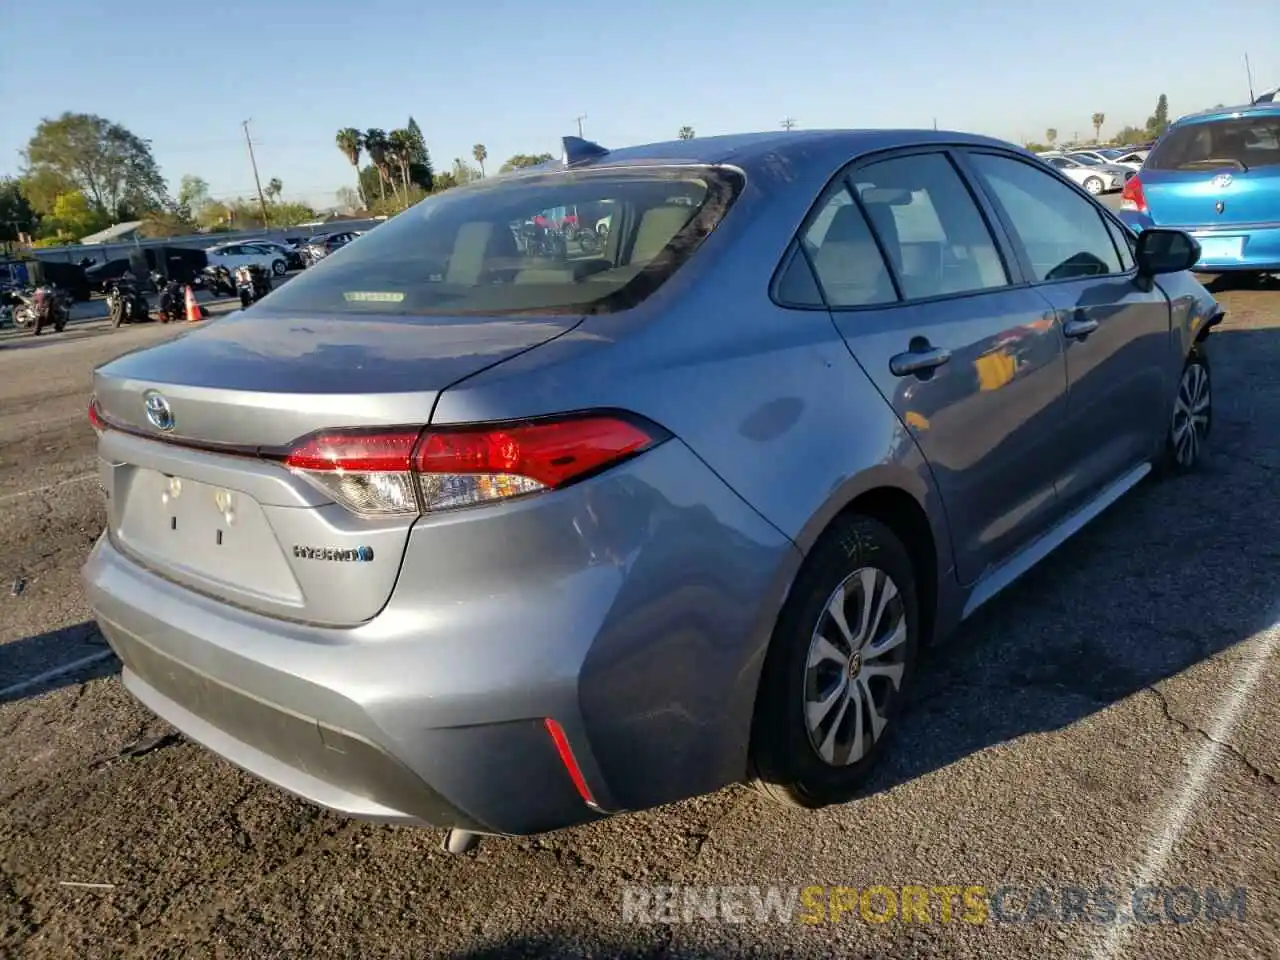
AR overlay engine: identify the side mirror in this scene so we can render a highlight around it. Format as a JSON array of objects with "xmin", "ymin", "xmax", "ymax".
[{"xmin": 1136, "ymin": 228, "xmax": 1200, "ymax": 276}]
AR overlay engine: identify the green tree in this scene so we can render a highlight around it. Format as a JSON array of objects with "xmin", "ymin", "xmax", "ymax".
[
  {"xmin": 0, "ymin": 178, "xmax": 38, "ymax": 247},
  {"xmin": 18, "ymin": 167, "xmax": 74, "ymax": 216},
  {"xmin": 363, "ymin": 128, "xmax": 394, "ymax": 203},
  {"xmin": 49, "ymin": 190, "xmax": 109, "ymax": 240},
  {"xmin": 335, "ymin": 127, "xmax": 364, "ymax": 205},
  {"xmin": 177, "ymin": 174, "xmax": 211, "ymax": 214},
  {"xmin": 358, "ymin": 165, "xmax": 384, "ymax": 207},
  {"xmin": 22, "ymin": 112, "xmax": 167, "ymax": 219},
  {"xmin": 678, "ymin": 126, "xmax": 695, "ymax": 140},
  {"xmin": 432, "ymin": 170, "xmax": 459, "ymax": 192},
  {"xmin": 404, "ymin": 117, "xmax": 434, "ymax": 192},
  {"xmin": 1091, "ymin": 112, "xmax": 1105, "ymax": 142},
  {"xmin": 499, "ymin": 152, "xmax": 554, "ymax": 173},
  {"xmin": 388, "ymin": 129, "xmax": 415, "ymax": 202},
  {"xmin": 1114, "ymin": 125, "xmax": 1145, "ymax": 145},
  {"xmin": 1045, "ymin": 128, "xmax": 1058, "ymax": 146},
  {"xmin": 1146, "ymin": 95, "xmax": 1170, "ymax": 138}
]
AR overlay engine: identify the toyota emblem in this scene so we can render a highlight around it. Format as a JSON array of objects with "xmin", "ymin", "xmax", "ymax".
[
  {"xmin": 1212, "ymin": 173, "xmax": 1234, "ymax": 189},
  {"xmin": 143, "ymin": 390, "xmax": 175, "ymax": 432}
]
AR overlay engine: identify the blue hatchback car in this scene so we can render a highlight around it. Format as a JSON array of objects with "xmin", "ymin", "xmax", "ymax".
[{"xmin": 1118, "ymin": 102, "xmax": 1280, "ymax": 274}]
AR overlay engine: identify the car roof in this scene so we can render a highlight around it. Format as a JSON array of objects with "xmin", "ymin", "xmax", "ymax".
[
  {"xmin": 494, "ymin": 129, "xmax": 1029, "ymax": 183},
  {"xmin": 1172, "ymin": 101, "xmax": 1280, "ymax": 127}
]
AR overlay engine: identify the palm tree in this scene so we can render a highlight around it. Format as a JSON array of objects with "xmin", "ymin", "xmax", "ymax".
[
  {"xmin": 388, "ymin": 129, "xmax": 414, "ymax": 203},
  {"xmin": 1046, "ymin": 128, "xmax": 1058, "ymax": 146},
  {"xmin": 678, "ymin": 126, "xmax": 695, "ymax": 140},
  {"xmin": 472, "ymin": 144, "xmax": 487, "ymax": 177},
  {"xmin": 1091, "ymin": 112, "xmax": 1106, "ymax": 143},
  {"xmin": 363, "ymin": 128, "xmax": 394, "ymax": 203},
  {"xmin": 265, "ymin": 178, "xmax": 282, "ymax": 203},
  {"xmin": 335, "ymin": 128, "xmax": 364, "ymax": 206}
]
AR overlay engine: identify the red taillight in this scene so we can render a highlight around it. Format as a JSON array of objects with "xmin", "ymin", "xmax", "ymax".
[
  {"xmin": 1120, "ymin": 174, "xmax": 1147, "ymax": 213},
  {"xmin": 271, "ymin": 413, "xmax": 666, "ymax": 519},
  {"xmin": 88, "ymin": 397, "xmax": 107, "ymax": 433}
]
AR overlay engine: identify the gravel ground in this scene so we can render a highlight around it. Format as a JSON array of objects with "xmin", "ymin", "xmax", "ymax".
[{"xmin": 1, "ymin": 281, "xmax": 1278, "ymax": 960}]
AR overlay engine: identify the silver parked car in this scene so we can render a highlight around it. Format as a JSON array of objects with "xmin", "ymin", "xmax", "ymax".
[{"xmin": 83, "ymin": 130, "xmax": 1223, "ymax": 848}]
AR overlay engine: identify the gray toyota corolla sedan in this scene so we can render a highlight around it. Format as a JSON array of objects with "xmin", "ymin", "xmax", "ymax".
[{"xmin": 83, "ymin": 130, "xmax": 1223, "ymax": 849}]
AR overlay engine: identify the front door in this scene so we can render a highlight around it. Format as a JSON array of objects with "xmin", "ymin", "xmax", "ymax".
[
  {"xmin": 964, "ymin": 150, "xmax": 1174, "ymax": 512},
  {"xmin": 800, "ymin": 150, "xmax": 1070, "ymax": 585}
]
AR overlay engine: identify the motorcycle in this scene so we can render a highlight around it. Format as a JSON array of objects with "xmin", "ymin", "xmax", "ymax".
[
  {"xmin": 106, "ymin": 278, "xmax": 150, "ymax": 327},
  {"xmin": 201, "ymin": 264, "xmax": 236, "ymax": 298},
  {"xmin": 235, "ymin": 264, "xmax": 272, "ymax": 309},
  {"xmin": 29, "ymin": 284, "xmax": 69, "ymax": 335},
  {"xmin": 153, "ymin": 273, "xmax": 186, "ymax": 324}
]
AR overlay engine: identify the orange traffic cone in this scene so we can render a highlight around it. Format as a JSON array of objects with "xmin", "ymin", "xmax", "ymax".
[{"xmin": 184, "ymin": 285, "xmax": 205, "ymax": 322}]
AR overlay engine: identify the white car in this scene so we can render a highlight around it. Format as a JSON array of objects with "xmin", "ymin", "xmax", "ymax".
[
  {"xmin": 1111, "ymin": 149, "xmax": 1149, "ymax": 168},
  {"xmin": 205, "ymin": 242, "xmax": 290, "ymax": 277},
  {"xmin": 1039, "ymin": 155, "xmax": 1126, "ymax": 195},
  {"xmin": 1066, "ymin": 150, "xmax": 1142, "ymax": 175}
]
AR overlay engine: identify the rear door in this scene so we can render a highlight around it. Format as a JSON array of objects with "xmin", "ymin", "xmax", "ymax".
[
  {"xmin": 964, "ymin": 149, "xmax": 1174, "ymax": 512},
  {"xmin": 1141, "ymin": 113, "xmax": 1280, "ymax": 242},
  {"xmin": 794, "ymin": 149, "xmax": 1070, "ymax": 584}
]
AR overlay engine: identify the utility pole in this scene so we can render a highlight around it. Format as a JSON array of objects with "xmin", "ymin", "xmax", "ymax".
[
  {"xmin": 781, "ymin": 117, "xmax": 797, "ymax": 131},
  {"xmin": 575, "ymin": 114, "xmax": 587, "ymax": 138},
  {"xmin": 1245, "ymin": 52, "xmax": 1256, "ymax": 102},
  {"xmin": 242, "ymin": 119, "xmax": 270, "ymax": 228}
]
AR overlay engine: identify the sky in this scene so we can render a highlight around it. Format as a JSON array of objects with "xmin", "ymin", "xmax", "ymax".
[{"xmin": 1, "ymin": 0, "xmax": 1276, "ymax": 211}]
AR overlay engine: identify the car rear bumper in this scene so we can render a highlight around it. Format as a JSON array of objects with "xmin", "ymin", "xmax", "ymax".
[
  {"xmin": 84, "ymin": 438, "xmax": 799, "ymax": 836},
  {"xmin": 1184, "ymin": 224, "xmax": 1280, "ymax": 272}
]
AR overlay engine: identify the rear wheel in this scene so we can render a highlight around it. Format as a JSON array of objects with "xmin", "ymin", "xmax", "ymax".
[
  {"xmin": 750, "ymin": 515, "xmax": 920, "ymax": 808},
  {"xmin": 272, "ymin": 259, "xmax": 287, "ymax": 276},
  {"xmin": 1083, "ymin": 176, "xmax": 1104, "ymax": 195}
]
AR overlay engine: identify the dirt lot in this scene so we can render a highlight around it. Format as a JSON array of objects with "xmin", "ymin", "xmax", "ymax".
[{"xmin": 1, "ymin": 285, "xmax": 1278, "ymax": 959}]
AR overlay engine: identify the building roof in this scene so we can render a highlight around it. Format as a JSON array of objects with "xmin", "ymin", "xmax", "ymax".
[{"xmin": 78, "ymin": 221, "xmax": 146, "ymax": 244}]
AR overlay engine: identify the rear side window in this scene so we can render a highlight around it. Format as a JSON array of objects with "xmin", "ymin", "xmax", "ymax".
[
  {"xmin": 800, "ymin": 186, "xmax": 897, "ymax": 307},
  {"xmin": 968, "ymin": 153, "xmax": 1123, "ymax": 281},
  {"xmin": 852, "ymin": 152, "xmax": 1008, "ymax": 300},
  {"xmin": 1147, "ymin": 116, "xmax": 1280, "ymax": 171},
  {"xmin": 254, "ymin": 166, "xmax": 743, "ymax": 317}
]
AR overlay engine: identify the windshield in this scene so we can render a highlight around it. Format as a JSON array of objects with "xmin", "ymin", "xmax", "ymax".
[
  {"xmin": 255, "ymin": 165, "xmax": 743, "ymax": 317},
  {"xmin": 1146, "ymin": 115, "xmax": 1280, "ymax": 171}
]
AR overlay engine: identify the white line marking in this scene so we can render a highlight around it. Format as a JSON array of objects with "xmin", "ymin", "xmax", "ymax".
[
  {"xmin": 0, "ymin": 649, "xmax": 116, "ymax": 701},
  {"xmin": 1087, "ymin": 614, "xmax": 1279, "ymax": 960},
  {"xmin": 0, "ymin": 472, "xmax": 97, "ymax": 505}
]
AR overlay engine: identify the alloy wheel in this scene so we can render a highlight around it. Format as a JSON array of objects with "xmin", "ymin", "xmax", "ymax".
[
  {"xmin": 803, "ymin": 566, "xmax": 908, "ymax": 766},
  {"xmin": 1172, "ymin": 360, "xmax": 1211, "ymax": 468}
]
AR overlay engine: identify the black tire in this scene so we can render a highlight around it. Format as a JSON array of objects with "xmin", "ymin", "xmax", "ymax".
[
  {"xmin": 749, "ymin": 514, "xmax": 921, "ymax": 808},
  {"xmin": 1157, "ymin": 344, "xmax": 1212, "ymax": 475},
  {"xmin": 272, "ymin": 259, "xmax": 287, "ymax": 276}
]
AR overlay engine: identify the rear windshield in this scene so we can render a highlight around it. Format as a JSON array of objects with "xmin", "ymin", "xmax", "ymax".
[
  {"xmin": 1147, "ymin": 115, "xmax": 1280, "ymax": 172},
  {"xmin": 255, "ymin": 166, "xmax": 742, "ymax": 317}
]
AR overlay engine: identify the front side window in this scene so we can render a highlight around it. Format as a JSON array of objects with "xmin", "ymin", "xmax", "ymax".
[
  {"xmin": 968, "ymin": 152, "xmax": 1123, "ymax": 282},
  {"xmin": 852, "ymin": 152, "xmax": 1008, "ymax": 300},
  {"xmin": 254, "ymin": 166, "xmax": 743, "ymax": 317}
]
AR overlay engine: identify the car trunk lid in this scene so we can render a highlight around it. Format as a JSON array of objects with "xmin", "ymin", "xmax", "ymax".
[{"xmin": 92, "ymin": 310, "xmax": 581, "ymax": 626}]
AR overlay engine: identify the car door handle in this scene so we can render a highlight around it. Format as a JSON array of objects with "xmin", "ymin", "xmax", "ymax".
[
  {"xmin": 890, "ymin": 345, "xmax": 952, "ymax": 377},
  {"xmin": 1062, "ymin": 316, "xmax": 1099, "ymax": 339}
]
